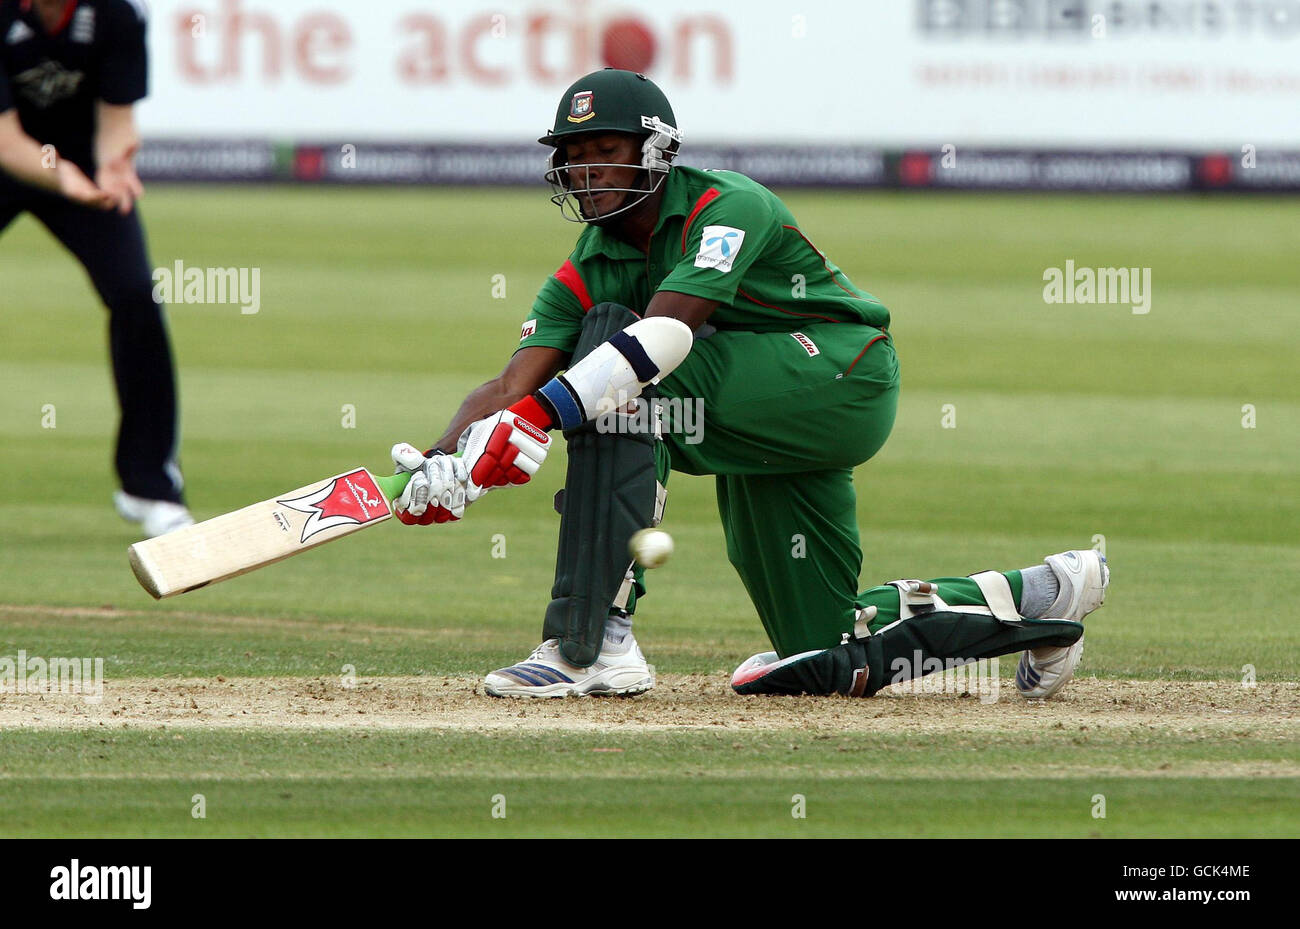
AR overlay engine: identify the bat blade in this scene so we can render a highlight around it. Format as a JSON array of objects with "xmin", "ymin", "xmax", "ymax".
[{"xmin": 128, "ymin": 467, "xmax": 409, "ymax": 599}]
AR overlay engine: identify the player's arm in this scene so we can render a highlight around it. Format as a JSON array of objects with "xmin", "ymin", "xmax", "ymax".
[
  {"xmin": 431, "ymin": 346, "xmax": 568, "ymax": 453},
  {"xmin": 644, "ymin": 291, "xmax": 719, "ymax": 331},
  {"xmin": 388, "ymin": 346, "xmax": 567, "ymax": 525},
  {"xmin": 93, "ymin": 102, "xmax": 144, "ymax": 215},
  {"xmin": 398, "ymin": 315, "xmax": 691, "ymax": 520},
  {"xmin": 0, "ymin": 110, "xmax": 112, "ymax": 207},
  {"xmin": 459, "ymin": 316, "xmax": 691, "ymax": 495},
  {"xmin": 654, "ymin": 187, "xmax": 776, "ymax": 312},
  {"xmin": 94, "ymin": 0, "xmax": 151, "ymax": 214},
  {"xmin": 392, "ymin": 270, "xmax": 583, "ymax": 525},
  {"xmin": 395, "ymin": 261, "xmax": 690, "ymax": 516}
]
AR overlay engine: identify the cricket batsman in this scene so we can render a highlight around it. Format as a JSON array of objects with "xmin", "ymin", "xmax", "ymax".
[
  {"xmin": 392, "ymin": 69, "xmax": 1109, "ymax": 699},
  {"xmin": 1, "ymin": 0, "xmax": 192, "ymax": 538}
]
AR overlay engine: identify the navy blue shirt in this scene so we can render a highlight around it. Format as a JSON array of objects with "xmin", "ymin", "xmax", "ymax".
[{"xmin": 0, "ymin": 0, "xmax": 148, "ymax": 175}]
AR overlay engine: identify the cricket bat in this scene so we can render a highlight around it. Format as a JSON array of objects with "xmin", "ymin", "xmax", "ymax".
[{"xmin": 127, "ymin": 467, "xmax": 413, "ymax": 599}]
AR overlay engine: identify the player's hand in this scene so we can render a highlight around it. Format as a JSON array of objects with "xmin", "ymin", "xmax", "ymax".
[
  {"xmin": 56, "ymin": 160, "xmax": 114, "ymax": 211},
  {"xmin": 391, "ymin": 443, "xmax": 469, "ymax": 525},
  {"xmin": 95, "ymin": 143, "xmax": 144, "ymax": 215},
  {"xmin": 458, "ymin": 410, "xmax": 551, "ymax": 501}
]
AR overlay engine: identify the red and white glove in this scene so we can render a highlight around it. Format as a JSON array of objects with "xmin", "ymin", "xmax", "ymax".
[
  {"xmin": 458, "ymin": 409, "xmax": 551, "ymax": 501},
  {"xmin": 391, "ymin": 443, "xmax": 469, "ymax": 525}
]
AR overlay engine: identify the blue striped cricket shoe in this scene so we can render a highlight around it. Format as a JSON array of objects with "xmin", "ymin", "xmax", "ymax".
[
  {"xmin": 1016, "ymin": 550, "xmax": 1110, "ymax": 700},
  {"xmin": 484, "ymin": 635, "xmax": 655, "ymax": 698}
]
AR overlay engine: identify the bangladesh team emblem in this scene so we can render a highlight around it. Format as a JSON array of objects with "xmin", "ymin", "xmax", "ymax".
[
  {"xmin": 567, "ymin": 91, "xmax": 595, "ymax": 123},
  {"xmin": 278, "ymin": 469, "xmax": 391, "ymax": 543}
]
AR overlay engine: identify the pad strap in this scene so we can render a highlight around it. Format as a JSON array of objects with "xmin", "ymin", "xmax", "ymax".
[
  {"xmin": 887, "ymin": 580, "xmax": 941, "ymax": 620},
  {"xmin": 968, "ymin": 571, "xmax": 1023, "ymax": 621}
]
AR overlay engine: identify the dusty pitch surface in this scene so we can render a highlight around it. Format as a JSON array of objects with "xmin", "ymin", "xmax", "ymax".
[{"xmin": 2, "ymin": 675, "xmax": 1296, "ymax": 744}]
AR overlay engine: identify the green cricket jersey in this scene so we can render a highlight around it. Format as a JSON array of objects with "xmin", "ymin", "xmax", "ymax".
[{"xmin": 517, "ymin": 165, "xmax": 890, "ymax": 354}]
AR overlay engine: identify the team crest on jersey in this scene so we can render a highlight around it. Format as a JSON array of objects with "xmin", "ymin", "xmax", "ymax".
[
  {"xmin": 694, "ymin": 225, "xmax": 746, "ymax": 273},
  {"xmin": 278, "ymin": 469, "xmax": 391, "ymax": 543},
  {"xmin": 567, "ymin": 91, "xmax": 595, "ymax": 123},
  {"xmin": 520, "ymin": 319, "xmax": 537, "ymax": 341},
  {"xmin": 14, "ymin": 61, "xmax": 86, "ymax": 108}
]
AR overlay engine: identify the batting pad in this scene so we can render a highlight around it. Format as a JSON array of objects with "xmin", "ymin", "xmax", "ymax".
[
  {"xmin": 543, "ymin": 303, "xmax": 661, "ymax": 667},
  {"xmin": 734, "ymin": 612, "xmax": 1083, "ymax": 698}
]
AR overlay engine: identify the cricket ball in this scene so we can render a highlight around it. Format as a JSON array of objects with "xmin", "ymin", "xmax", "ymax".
[{"xmin": 629, "ymin": 528, "xmax": 674, "ymax": 569}]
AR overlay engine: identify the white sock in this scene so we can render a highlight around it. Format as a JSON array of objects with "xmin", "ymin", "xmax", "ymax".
[
  {"xmin": 1018, "ymin": 564, "xmax": 1061, "ymax": 619},
  {"xmin": 604, "ymin": 609, "xmax": 633, "ymax": 645}
]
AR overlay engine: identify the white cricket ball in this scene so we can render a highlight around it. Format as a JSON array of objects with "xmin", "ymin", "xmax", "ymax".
[{"xmin": 629, "ymin": 528, "xmax": 674, "ymax": 569}]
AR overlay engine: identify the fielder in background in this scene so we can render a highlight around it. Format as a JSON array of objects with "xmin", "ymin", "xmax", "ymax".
[
  {"xmin": 1, "ymin": 0, "xmax": 191, "ymax": 537},
  {"xmin": 393, "ymin": 69, "xmax": 1109, "ymax": 700}
]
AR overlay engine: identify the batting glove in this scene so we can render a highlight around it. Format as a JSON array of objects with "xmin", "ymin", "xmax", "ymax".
[
  {"xmin": 391, "ymin": 443, "xmax": 469, "ymax": 525},
  {"xmin": 457, "ymin": 409, "xmax": 551, "ymax": 501}
]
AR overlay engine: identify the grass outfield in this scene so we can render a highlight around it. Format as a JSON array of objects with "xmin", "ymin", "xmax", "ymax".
[
  {"xmin": 0, "ymin": 186, "xmax": 1296, "ymax": 838},
  {"xmin": 4, "ymin": 727, "xmax": 1298, "ymax": 838}
]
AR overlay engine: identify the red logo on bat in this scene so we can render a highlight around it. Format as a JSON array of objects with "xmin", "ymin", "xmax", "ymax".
[{"xmin": 279, "ymin": 469, "xmax": 390, "ymax": 543}]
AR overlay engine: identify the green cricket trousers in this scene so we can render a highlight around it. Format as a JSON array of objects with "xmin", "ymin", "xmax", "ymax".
[{"xmin": 654, "ymin": 321, "xmax": 1022, "ymax": 657}]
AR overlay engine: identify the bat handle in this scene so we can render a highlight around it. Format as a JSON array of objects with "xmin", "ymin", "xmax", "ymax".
[{"xmin": 373, "ymin": 471, "xmax": 414, "ymax": 504}]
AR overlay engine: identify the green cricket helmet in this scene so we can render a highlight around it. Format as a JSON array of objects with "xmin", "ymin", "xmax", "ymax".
[{"xmin": 539, "ymin": 68, "xmax": 683, "ymax": 224}]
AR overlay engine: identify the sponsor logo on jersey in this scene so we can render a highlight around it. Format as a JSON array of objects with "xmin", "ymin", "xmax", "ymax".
[
  {"xmin": 14, "ymin": 61, "xmax": 86, "ymax": 109},
  {"xmin": 5, "ymin": 20, "xmax": 34, "ymax": 44},
  {"xmin": 70, "ymin": 6, "xmax": 96, "ymax": 44},
  {"xmin": 790, "ymin": 332, "xmax": 820, "ymax": 357},
  {"xmin": 567, "ymin": 91, "xmax": 595, "ymax": 123},
  {"xmin": 279, "ymin": 469, "xmax": 390, "ymax": 543},
  {"xmin": 519, "ymin": 319, "xmax": 537, "ymax": 341},
  {"xmin": 694, "ymin": 225, "xmax": 746, "ymax": 273}
]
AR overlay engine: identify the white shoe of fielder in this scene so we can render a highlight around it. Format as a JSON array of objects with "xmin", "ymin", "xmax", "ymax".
[
  {"xmin": 484, "ymin": 635, "xmax": 655, "ymax": 698},
  {"xmin": 114, "ymin": 491, "xmax": 195, "ymax": 539},
  {"xmin": 1016, "ymin": 550, "xmax": 1110, "ymax": 700}
]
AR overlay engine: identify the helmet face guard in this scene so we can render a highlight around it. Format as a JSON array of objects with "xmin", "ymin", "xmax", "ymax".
[{"xmin": 544, "ymin": 116, "xmax": 683, "ymax": 224}]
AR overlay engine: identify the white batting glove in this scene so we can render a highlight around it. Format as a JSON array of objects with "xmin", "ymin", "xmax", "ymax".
[
  {"xmin": 391, "ymin": 443, "xmax": 469, "ymax": 525},
  {"xmin": 457, "ymin": 410, "xmax": 551, "ymax": 502}
]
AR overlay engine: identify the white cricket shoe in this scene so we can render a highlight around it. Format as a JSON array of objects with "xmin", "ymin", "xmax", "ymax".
[
  {"xmin": 484, "ymin": 635, "xmax": 655, "ymax": 698},
  {"xmin": 1016, "ymin": 550, "xmax": 1110, "ymax": 700},
  {"xmin": 114, "ymin": 491, "xmax": 195, "ymax": 539}
]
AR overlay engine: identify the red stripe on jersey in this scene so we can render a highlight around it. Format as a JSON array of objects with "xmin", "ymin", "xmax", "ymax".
[
  {"xmin": 681, "ymin": 187, "xmax": 722, "ymax": 253},
  {"xmin": 554, "ymin": 260, "xmax": 594, "ymax": 312},
  {"xmin": 736, "ymin": 287, "xmax": 843, "ymax": 325},
  {"xmin": 844, "ymin": 332, "xmax": 889, "ymax": 375}
]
